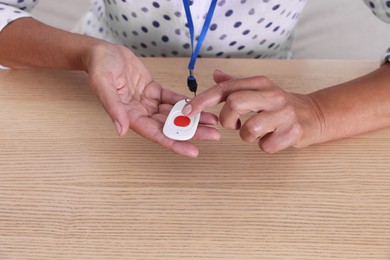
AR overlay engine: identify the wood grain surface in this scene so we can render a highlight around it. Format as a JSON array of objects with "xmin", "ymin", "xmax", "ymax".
[{"xmin": 0, "ymin": 58, "xmax": 389, "ymax": 259}]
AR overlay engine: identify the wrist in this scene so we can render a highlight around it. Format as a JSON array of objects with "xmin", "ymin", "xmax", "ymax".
[
  {"xmin": 79, "ymin": 40, "xmax": 119, "ymax": 73},
  {"xmin": 293, "ymin": 93, "xmax": 327, "ymax": 148}
]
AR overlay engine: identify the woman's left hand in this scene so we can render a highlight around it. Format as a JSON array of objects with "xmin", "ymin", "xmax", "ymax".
[{"xmin": 83, "ymin": 43, "xmax": 220, "ymax": 157}]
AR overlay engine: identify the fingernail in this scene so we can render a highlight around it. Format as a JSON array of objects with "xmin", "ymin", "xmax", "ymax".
[
  {"xmin": 182, "ymin": 104, "xmax": 192, "ymax": 115},
  {"xmin": 114, "ymin": 121, "xmax": 122, "ymax": 135}
]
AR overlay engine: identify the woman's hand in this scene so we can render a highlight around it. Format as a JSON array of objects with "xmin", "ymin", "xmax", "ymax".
[
  {"xmin": 82, "ymin": 43, "xmax": 220, "ymax": 157},
  {"xmin": 183, "ymin": 70, "xmax": 324, "ymax": 153}
]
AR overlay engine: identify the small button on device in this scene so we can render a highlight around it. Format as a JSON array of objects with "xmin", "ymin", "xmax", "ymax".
[
  {"xmin": 163, "ymin": 99, "xmax": 200, "ymax": 141},
  {"xmin": 174, "ymin": 116, "xmax": 191, "ymax": 127}
]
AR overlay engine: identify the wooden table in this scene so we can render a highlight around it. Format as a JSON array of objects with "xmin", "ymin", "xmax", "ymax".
[{"xmin": 0, "ymin": 58, "xmax": 389, "ymax": 259}]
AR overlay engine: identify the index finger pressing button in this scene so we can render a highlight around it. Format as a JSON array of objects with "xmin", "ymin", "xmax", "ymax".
[{"xmin": 163, "ymin": 99, "xmax": 201, "ymax": 141}]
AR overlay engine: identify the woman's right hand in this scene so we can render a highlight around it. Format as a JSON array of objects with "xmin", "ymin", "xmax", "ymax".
[{"xmin": 182, "ymin": 70, "xmax": 324, "ymax": 153}]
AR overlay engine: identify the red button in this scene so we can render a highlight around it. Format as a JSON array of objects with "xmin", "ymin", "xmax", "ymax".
[{"xmin": 174, "ymin": 116, "xmax": 191, "ymax": 127}]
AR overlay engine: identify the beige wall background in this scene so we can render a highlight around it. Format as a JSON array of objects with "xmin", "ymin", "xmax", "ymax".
[
  {"xmin": 292, "ymin": 0, "xmax": 390, "ymax": 60},
  {"xmin": 31, "ymin": 0, "xmax": 390, "ymax": 61}
]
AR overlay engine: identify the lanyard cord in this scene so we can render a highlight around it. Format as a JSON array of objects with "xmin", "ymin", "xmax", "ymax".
[{"xmin": 182, "ymin": 0, "xmax": 218, "ymax": 95}]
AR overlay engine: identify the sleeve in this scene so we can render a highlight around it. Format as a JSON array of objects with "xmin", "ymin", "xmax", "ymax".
[
  {"xmin": 362, "ymin": 0, "xmax": 390, "ymax": 63},
  {"xmin": 0, "ymin": 0, "xmax": 39, "ymax": 32}
]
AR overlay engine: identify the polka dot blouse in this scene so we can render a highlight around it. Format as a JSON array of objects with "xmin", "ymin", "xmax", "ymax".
[
  {"xmin": 0, "ymin": 0, "xmax": 389, "ymax": 62},
  {"xmin": 76, "ymin": 0, "xmax": 308, "ymax": 59}
]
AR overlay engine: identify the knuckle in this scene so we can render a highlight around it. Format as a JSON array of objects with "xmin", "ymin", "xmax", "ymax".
[
  {"xmin": 219, "ymin": 117, "xmax": 236, "ymax": 129},
  {"xmin": 259, "ymin": 140, "xmax": 278, "ymax": 154},
  {"xmin": 225, "ymin": 93, "xmax": 244, "ymax": 111},
  {"xmin": 283, "ymin": 104, "xmax": 298, "ymax": 119},
  {"xmin": 239, "ymin": 129, "xmax": 252, "ymax": 143},
  {"xmin": 253, "ymin": 75, "xmax": 271, "ymax": 86},
  {"xmin": 225, "ymin": 92, "xmax": 247, "ymax": 112},
  {"xmin": 266, "ymin": 89, "xmax": 287, "ymax": 107},
  {"xmin": 275, "ymin": 92, "xmax": 288, "ymax": 107},
  {"xmin": 290, "ymin": 124, "xmax": 305, "ymax": 147},
  {"xmin": 220, "ymin": 119, "xmax": 228, "ymax": 128},
  {"xmin": 244, "ymin": 120, "xmax": 261, "ymax": 137},
  {"xmin": 290, "ymin": 123, "xmax": 303, "ymax": 139}
]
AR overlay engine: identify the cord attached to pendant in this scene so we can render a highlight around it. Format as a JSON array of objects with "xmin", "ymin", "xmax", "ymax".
[
  {"xmin": 182, "ymin": 0, "xmax": 218, "ymax": 96},
  {"xmin": 187, "ymin": 69, "xmax": 197, "ymax": 95}
]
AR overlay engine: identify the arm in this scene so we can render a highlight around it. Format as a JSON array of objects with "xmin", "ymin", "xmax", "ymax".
[
  {"xmin": 308, "ymin": 63, "xmax": 390, "ymax": 145},
  {"xmin": 0, "ymin": 0, "xmax": 111, "ymax": 70},
  {"xmin": 0, "ymin": 17, "xmax": 101, "ymax": 70}
]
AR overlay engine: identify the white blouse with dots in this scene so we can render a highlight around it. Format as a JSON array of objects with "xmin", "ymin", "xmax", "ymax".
[{"xmin": 0, "ymin": 0, "xmax": 390, "ymax": 62}]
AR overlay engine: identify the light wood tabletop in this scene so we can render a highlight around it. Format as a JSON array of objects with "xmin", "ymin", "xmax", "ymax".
[{"xmin": 0, "ymin": 58, "xmax": 389, "ymax": 259}]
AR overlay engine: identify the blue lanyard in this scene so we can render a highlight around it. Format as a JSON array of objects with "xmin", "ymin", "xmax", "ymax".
[{"xmin": 182, "ymin": 0, "xmax": 218, "ymax": 95}]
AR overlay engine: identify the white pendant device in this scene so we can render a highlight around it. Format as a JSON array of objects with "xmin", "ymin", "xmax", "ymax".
[{"xmin": 163, "ymin": 99, "xmax": 200, "ymax": 141}]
